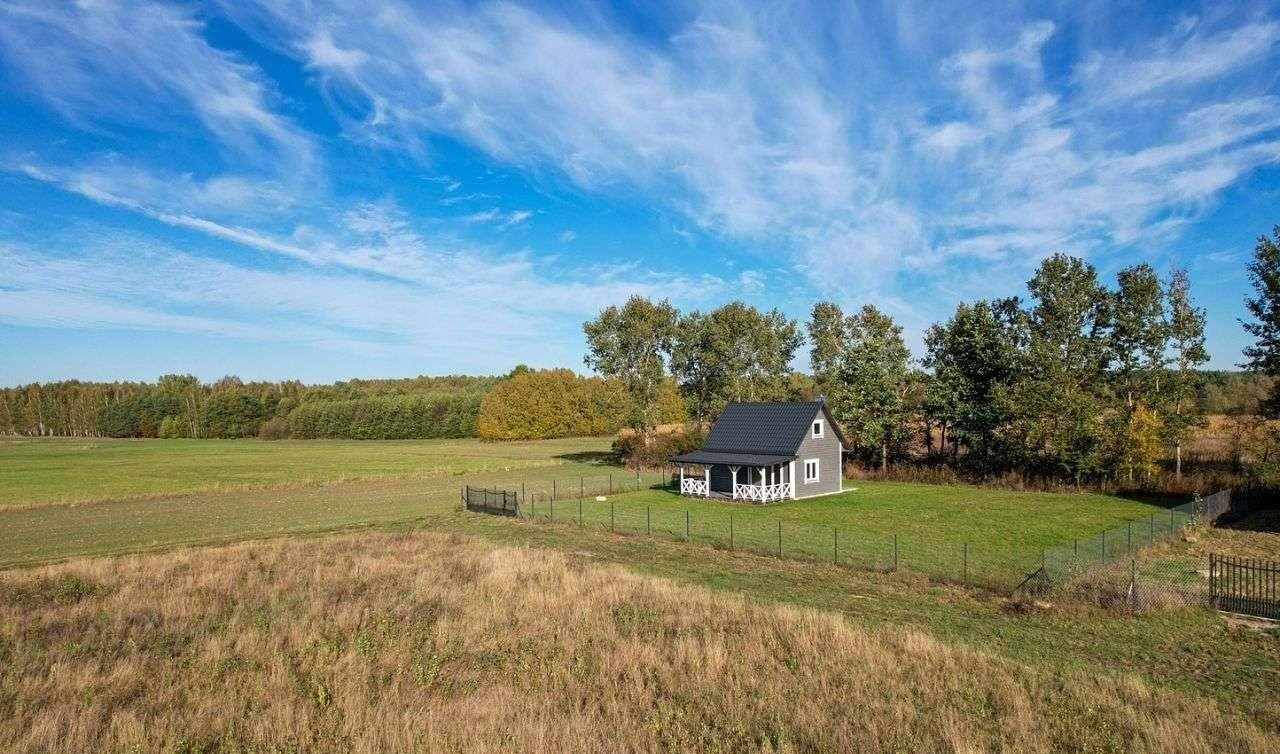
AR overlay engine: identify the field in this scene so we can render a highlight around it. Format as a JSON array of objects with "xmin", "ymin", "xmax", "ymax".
[
  {"xmin": 1, "ymin": 439, "xmax": 1165, "ymax": 577},
  {"xmin": 0, "ymin": 436, "xmax": 615, "ymax": 509},
  {"xmin": 2, "ymin": 532, "xmax": 1276, "ymax": 754},
  {"xmin": 1, "ymin": 437, "xmax": 1277, "ymax": 749}
]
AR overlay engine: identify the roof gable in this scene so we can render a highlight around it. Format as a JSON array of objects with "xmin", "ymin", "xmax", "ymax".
[{"xmin": 700, "ymin": 401, "xmax": 843, "ymax": 456}]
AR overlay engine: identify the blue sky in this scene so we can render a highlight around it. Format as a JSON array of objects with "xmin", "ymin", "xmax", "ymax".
[{"xmin": 1, "ymin": 0, "xmax": 1278, "ymax": 384}]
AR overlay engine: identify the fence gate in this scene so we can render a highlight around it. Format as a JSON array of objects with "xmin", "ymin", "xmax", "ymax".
[
  {"xmin": 463, "ymin": 485, "xmax": 519, "ymax": 517},
  {"xmin": 1209, "ymin": 553, "xmax": 1280, "ymax": 620}
]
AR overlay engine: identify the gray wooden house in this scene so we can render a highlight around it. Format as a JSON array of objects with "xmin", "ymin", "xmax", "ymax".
[{"xmin": 672, "ymin": 401, "xmax": 846, "ymax": 502}]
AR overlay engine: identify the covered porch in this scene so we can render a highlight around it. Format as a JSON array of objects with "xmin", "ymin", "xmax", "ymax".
[{"xmin": 670, "ymin": 451, "xmax": 796, "ymax": 503}]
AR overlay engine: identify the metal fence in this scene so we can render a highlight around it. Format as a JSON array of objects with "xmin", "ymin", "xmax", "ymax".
[
  {"xmin": 506, "ymin": 479, "xmax": 1049, "ymax": 591},
  {"xmin": 462, "ymin": 485, "xmax": 519, "ymax": 516},
  {"xmin": 1210, "ymin": 554, "xmax": 1280, "ymax": 620},
  {"xmin": 512, "ymin": 469, "xmax": 671, "ymax": 505},
  {"xmin": 462, "ymin": 474, "xmax": 1264, "ymax": 602},
  {"xmin": 1034, "ymin": 488, "xmax": 1259, "ymax": 612}
]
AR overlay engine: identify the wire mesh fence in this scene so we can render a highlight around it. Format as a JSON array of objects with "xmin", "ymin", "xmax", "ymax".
[
  {"xmin": 513, "ymin": 469, "xmax": 672, "ymax": 505},
  {"xmin": 1035, "ymin": 487, "xmax": 1257, "ymax": 612},
  {"xmin": 462, "ymin": 473, "xmax": 1261, "ymax": 604},
  {"xmin": 497, "ymin": 475, "xmax": 1044, "ymax": 591}
]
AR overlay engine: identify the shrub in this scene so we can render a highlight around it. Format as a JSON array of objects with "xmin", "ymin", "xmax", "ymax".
[
  {"xmin": 257, "ymin": 417, "xmax": 290, "ymax": 440},
  {"xmin": 613, "ymin": 426, "xmax": 705, "ymax": 469},
  {"xmin": 157, "ymin": 415, "xmax": 187, "ymax": 439}
]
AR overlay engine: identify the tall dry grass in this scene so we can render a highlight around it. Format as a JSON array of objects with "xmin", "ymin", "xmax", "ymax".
[{"xmin": 0, "ymin": 532, "xmax": 1274, "ymax": 754}]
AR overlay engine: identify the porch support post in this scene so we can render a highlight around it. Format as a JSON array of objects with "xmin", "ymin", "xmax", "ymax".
[
  {"xmin": 729, "ymin": 466, "xmax": 740, "ymax": 499},
  {"xmin": 789, "ymin": 460, "xmax": 796, "ymax": 499},
  {"xmin": 679, "ymin": 464, "xmax": 684, "ymax": 494},
  {"xmin": 704, "ymin": 465, "xmax": 710, "ymax": 496}
]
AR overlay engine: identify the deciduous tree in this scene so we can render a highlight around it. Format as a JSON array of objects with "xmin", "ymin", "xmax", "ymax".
[
  {"xmin": 1242, "ymin": 225, "xmax": 1280, "ymax": 417},
  {"xmin": 837, "ymin": 305, "xmax": 911, "ymax": 471},
  {"xmin": 1164, "ymin": 268, "xmax": 1208, "ymax": 478},
  {"xmin": 583, "ymin": 296, "xmax": 679, "ymax": 435}
]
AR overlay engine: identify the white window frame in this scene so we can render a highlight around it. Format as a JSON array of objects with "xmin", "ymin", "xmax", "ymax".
[
  {"xmin": 803, "ymin": 458, "xmax": 820, "ymax": 483},
  {"xmin": 812, "ymin": 418, "xmax": 824, "ymax": 438}
]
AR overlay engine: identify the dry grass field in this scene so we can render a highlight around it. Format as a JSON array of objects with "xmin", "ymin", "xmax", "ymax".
[{"xmin": 2, "ymin": 532, "xmax": 1276, "ymax": 754}]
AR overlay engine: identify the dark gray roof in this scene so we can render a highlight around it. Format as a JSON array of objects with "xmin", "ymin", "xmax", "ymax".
[
  {"xmin": 670, "ymin": 450, "xmax": 797, "ymax": 466},
  {"xmin": 673, "ymin": 401, "xmax": 847, "ymax": 466}
]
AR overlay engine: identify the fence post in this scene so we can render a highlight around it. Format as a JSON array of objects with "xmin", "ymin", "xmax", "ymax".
[
  {"xmin": 578, "ymin": 498, "xmax": 583, "ymax": 526},
  {"xmin": 609, "ymin": 474, "xmax": 612, "ymax": 494},
  {"xmin": 893, "ymin": 534, "xmax": 899, "ymax": 571},
  {"xmin": 834, "ymin": 527, "xmax": 839, "ymax": 564},
  {"xmin": 1073, "ymin": 538, "xmax": 1078, "ymax": 559},
  {"xmin": 610, "ymin": 501, "xmax": 615, "ymax": 532},
  {"xmin": 1208, "ymin": 553, "xmax": 1216, "ymax": 605},
  {"xmin": 729, "ymin": 513, "xmax": 734, "ymax": 551},
  {"xmin": 552, "ymin": 479, "xmax": 556, "ymax": 502},
  {"xmin": 646, "ymin": 506, "xmax": 651, "ymax": 535},
  {"xmin": 685, "ymin": 510, "xmax": 690, "ymax": 541},
  {"xmin": 777, "ymin": 520, "xmax": 782, "ymax": 558},
  {"xmin": 963, "ymin": 542, "xmax": 968, "ymax": 584},
  {"xmin": 1128, "ymin": 558, "xmax": 1137, "ymax": 609},
  {"xmin": 551, "ymin": 497, "xmax": 555, "ymax": 521},
  {"xmin": 1127, "ymin": 521, "xmax": 1132, "ymax": 553},
  {"xmin": 580, "ymin": 477, "xmax": 584, "ymax": 500}
]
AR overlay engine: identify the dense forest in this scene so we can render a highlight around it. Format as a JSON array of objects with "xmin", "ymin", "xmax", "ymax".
[{"xmin": 0, "ymin": 375, "xmax": 495, "ymax": 440}]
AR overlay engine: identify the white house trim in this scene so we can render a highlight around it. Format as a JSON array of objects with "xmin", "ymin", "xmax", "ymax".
[{"xmin": 803, "ymin": 458, "xmax": 820, "ymax": 484}]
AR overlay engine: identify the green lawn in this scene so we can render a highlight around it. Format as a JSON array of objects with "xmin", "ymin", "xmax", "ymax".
[
  {"xmin": 0, "ymin": 436, "xmax": 616, "ymax": 509},
  {"xmin": 526, "ymin": 484, "xmax": 1176, "ymax": 588}
]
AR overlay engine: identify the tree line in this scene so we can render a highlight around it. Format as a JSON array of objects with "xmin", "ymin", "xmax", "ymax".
[
  {"xmin": 583, "ymin": 234, "xmax": 1280, "ymax": 486},
  {"xmin": 0, "ymin": 375, "xmax": 495, "ymax": 440}
]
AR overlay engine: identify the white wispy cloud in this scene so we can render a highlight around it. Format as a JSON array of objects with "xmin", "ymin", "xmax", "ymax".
[
  {"xmin": 2, "ymin": 1, "xmax": 1278, "ymax": 369},
  {"xmin": 210, "ymin": 2, "xmax": 1280, "ymax": 304},
  {"xmin": 0, "ymin": 0, "xmax": 315, "ymax": 173}
]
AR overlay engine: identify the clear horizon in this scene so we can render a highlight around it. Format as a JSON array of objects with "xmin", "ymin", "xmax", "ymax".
[{"xmin": 2, "ymin": 1, "xmax": 1278, "ymax": 385}]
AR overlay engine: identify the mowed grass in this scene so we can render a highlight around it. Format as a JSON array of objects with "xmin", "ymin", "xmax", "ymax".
[
  {"xmin": 0, "ymin": 437, "xmax": 1176, "ymax": 585},
  {"xmin": 0, "ymin": 436, "xmax": 614, "ymax": 509},
  {"xmin": 530, "ymin": 484, "xmax": 1174, "ymax": 587},
  {"xmin": 2, "ymin": 532, "xmax": 1275, "ymax": 754}
]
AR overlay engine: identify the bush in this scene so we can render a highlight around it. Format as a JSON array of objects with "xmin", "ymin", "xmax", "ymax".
[
  {"xmin": 157, "ymin": 415, "xmax": 187, "ymax": 439},
  {"xmin": 257, "ymin": 417, "xmax": 290, "ymax": 440},
  {"xmin": 613, "ymin": 427, "xmax": 705, "ymax": 469}
]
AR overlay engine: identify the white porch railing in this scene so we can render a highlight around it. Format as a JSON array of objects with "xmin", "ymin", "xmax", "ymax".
[
  {"xmin": 680, "ymin": 478, "xmax": 709, "ymax": 496},
  {"xmin": 734, "ymin": 482, "xmax": 792, "ymax": 503}
]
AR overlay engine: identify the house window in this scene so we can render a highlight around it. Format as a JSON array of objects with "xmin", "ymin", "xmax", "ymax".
[
  {"xmin": 812, "ymin": 419, "xmax": 824, "ymax": 438},
  {"xmin": 804, "ymin": 459, "xmax": 820, "ymax": 483}
]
